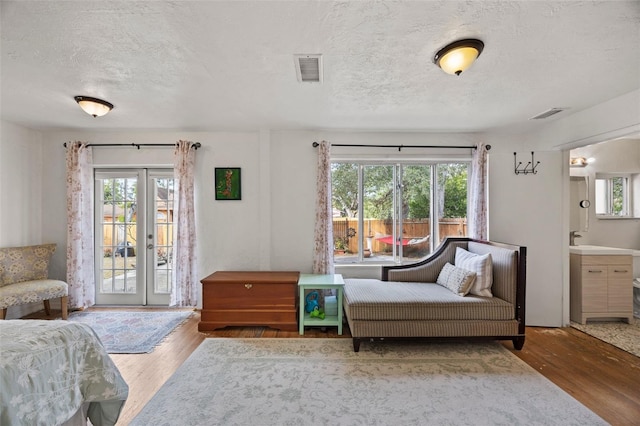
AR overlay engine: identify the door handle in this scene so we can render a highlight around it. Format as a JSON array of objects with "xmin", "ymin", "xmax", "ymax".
[{"xmin": 147, "ymin": 244, "xmax": 154, "ymax": 250}]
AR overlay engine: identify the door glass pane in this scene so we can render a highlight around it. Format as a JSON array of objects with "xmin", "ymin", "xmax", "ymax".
[
  {"xmin": 99, "ymin": 177, "xmax": 138, "ymax": 294},
  {"xmin": 436, "ymin": 163, "xmax": 468, "ymax": 245},
  {"xmin": 401, "ymin": 165, "xmax": 432, "ymax": 261},
  {"xmin": 153, "ymin": 177, "xmax": 174, "ymax": 294}
]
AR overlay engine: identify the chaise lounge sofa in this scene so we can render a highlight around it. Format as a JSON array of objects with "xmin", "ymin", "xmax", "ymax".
[{"xmin": 343, "ymin": 237, "xmax": 526, "ymax": 352}]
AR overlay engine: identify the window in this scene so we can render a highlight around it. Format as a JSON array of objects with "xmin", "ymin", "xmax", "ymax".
[
  {"xmin": 331, "ymin": 160, "xmax": 469, "ymax": 264},
  {"xmin": 595, "ymin": 174, "xmax": 631, "ymax": 217}
]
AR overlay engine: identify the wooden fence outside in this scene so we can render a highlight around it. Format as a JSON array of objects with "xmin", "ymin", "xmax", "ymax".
[
  {"xmin": 333, "ymin": 217, "xmax": 466, "ymax": 254},
  {"xmin": 102, "ymin": 222, "xmax": 173, "ymax": 256}
]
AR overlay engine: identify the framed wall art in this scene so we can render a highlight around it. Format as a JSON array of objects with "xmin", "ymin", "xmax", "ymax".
[{"xmin": 215, "ymin": 167, "xmax": 241, "ymax": 200}]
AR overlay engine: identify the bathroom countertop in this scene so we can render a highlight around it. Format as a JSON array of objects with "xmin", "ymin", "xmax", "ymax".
[{"xmin": 569, "ymin": 245, "xmax": 634, "ymax": 255}]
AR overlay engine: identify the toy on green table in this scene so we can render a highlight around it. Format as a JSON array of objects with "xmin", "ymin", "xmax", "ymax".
[
  {"xmin": 305, "ymin": 291, "xmax": 320, "ymax": 313},
  {"xmin": 309, "ymin": 306, "xmax": 325, "ymax": 320}
]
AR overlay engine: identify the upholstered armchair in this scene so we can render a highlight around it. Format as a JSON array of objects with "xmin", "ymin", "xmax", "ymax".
[{"xmin": 0, "ymin": 244, "xmax": 68, "ymax": 320}]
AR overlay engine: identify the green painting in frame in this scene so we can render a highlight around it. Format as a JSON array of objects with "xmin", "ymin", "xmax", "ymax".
[{"xmin": 215, "ymin": 167, "xmax": 241, "ymax": 200}]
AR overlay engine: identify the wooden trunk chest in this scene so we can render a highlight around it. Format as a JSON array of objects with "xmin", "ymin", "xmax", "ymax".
[{"xmin": 199, "ymin": 271, "xmax": 300, "ymax": 332}]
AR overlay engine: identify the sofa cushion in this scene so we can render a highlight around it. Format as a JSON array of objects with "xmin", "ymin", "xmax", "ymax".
[
  {"xmin": 344, "ymin": 278, "xmax": 514, "ymax": 321},
  {"xmin": 0, "ymin": 279, "xmax": 68, "ymax": 309},
  {"xmin": 0, "ymin": 244, "xmax": 56, "ymax": 287},
  {"xmin": 455, "ymin": 247, "xmax": 493, "ymax": 297},
  {"xmin": 436, "ymin": 262, "xmax": 476, "ymax": 296}
]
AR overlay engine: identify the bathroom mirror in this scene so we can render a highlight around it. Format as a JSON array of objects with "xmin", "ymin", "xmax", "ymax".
[{"xmin": 570, "ymin": 176, "xmax": 589, "ymax": 232}]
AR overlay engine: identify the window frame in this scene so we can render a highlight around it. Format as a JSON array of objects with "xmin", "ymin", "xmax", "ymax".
[
  {"xmin": 594, "ymin": 173, "xmax": 632, "ymax": 218},
  {"xmin": 331, "ymin": 155, "xmax": 471, "ymax": 265}
]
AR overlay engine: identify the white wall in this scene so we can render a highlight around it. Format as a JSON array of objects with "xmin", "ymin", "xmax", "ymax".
[
  {"xmin": 0, "ymin": 121, "xmax": 55, "ymax": 318},
  {"xmin": 0, "ymin": 121, "xmax": 44, "ymax": 245},
  {"xmin": 485, "ymin": 147, "xmax": 565, "ymax": 326}
]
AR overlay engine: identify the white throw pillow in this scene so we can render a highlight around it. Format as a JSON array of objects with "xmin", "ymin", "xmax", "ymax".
[
  {"xmin": 455, "ymin": 247, "xmax": 493, "ymax": 297},
  {"xmin": 436, "ymin": 262, "xmax": 476, "ymax": 296}
]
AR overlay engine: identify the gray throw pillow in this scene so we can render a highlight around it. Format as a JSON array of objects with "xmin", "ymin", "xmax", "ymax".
[{"xmin": 436, "ymin": 262, "xmax": 477, "ymax": 296}]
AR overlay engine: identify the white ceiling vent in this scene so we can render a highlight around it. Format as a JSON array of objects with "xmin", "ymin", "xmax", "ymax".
[
  {"xmin": 529, "ymin": 107, "xmax": 567, "ymax": 120},
  {"xmin": 294, "ymin": 54, "xmax": 322, "ymax": 83}
]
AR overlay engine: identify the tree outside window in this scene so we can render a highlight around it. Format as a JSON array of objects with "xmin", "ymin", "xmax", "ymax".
[{"xmin": 331, "ymin": 161, "xmax": 469, "ymax": 264}]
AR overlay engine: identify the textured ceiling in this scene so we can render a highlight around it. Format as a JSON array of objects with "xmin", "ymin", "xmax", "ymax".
[{"xmin": 1, "ymin": 1, "xmax": 639, "ymax": 133}]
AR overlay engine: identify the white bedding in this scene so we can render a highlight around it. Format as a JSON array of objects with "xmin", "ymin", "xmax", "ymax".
[{"xmin": 0, "ymin": 320, "xmax": 129, "ymax": 426}]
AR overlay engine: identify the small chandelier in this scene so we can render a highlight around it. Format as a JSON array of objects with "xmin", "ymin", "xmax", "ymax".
[
  {"xmin": 74, "ymin": 96, "xmax": 113, "ymax": 117},
  {"xmin": 433, "ymin": 39, "xmax": 484, "ymax": 76}
]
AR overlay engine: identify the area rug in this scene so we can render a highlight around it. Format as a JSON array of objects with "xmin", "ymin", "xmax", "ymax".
[
  {"xmin": 571, "ymin": 318, "xmax": 640, "ymax": 358},
  {"xmin": 131, "ymin": 338, "xmax": 605, "ymax": 425},
  {"xmin": 67, "ymin": 310, "xmax": 192, "ymax": 354}
]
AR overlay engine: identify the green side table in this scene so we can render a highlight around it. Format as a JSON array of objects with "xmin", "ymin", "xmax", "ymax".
[{"xmin": 298, "ymin": 273, "xmax": 345, "ymax": 335}]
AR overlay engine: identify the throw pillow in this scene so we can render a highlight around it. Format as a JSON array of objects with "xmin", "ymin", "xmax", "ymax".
[
  {"xmin": 436, "ymin": 262, "xmax": 476, "ymax": 296},
  {"xmin": 455, "ymin": 247, "xmax": 493, "ymax": 297}
]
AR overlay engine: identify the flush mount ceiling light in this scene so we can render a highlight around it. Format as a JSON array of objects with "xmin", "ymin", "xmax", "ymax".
[
  {"xmin": 433, "ymin": 39, "xmax": 484, "ymax": 76},
  {"xmin": 74, "ymin": 96, "xmax": 113, "ymax": 117}
]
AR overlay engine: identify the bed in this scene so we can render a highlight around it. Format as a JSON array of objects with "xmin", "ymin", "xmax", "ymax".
[{"xmin": 0, "ymin": 320, "xmax": 129, "ymax": 426}]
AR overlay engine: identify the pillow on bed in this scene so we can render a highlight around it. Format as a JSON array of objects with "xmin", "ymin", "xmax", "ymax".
[
  {"xmin": 436, "ymin": 262, "xmax": 476, "ymax": 296},
  {"xmin": 455, "ymin": 247, "xmax": 493, "ymax": 297}
]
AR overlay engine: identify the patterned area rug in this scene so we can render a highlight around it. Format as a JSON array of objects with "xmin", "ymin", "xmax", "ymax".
[
  {"xmin": 68, "ymin": 310, "xmax": 192, "ymax": 353},
  {"xmin": 132, "ymin": 338, "xmax": 605, "ymax": 425},
  {"xmin": 571, "ymin": 318, "xmax": 640, "ymax": 358}
]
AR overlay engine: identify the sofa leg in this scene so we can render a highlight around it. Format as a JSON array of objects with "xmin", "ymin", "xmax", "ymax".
[
  {"xmin": 44, "ymin": 300, "xmax": 51, "ymax": 316},
  {"xmin": 0, "ymin": 308, "xmax": 6, "ymax": 320},
  {"xmin": 512, "ymin": 336, "xmax": 525, "ymax": 350},
  {"xmin": 61, "ymin": 296, "xmax": 68, "ymax": 320},
  {"xmin": 352, "ymin": 338, "xmax": 361, "ymax": 352}
]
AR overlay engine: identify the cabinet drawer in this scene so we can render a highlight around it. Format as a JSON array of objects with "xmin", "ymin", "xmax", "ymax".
[
  {"xmin": 580, "ymin": 255, "xmax": 631, "ymax": 266},
  {"xmin": 203, "ymin": 282, "xmax": 295, "ymax": 309}
]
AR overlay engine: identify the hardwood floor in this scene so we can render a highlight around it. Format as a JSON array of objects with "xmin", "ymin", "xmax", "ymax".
[
  {"xmin": 503, "ymin": 326, "xmax": 640, "ymax": 426},
  {"xmin": 23, "ymin": 308, "xmax": 640, "ymax": 425}
]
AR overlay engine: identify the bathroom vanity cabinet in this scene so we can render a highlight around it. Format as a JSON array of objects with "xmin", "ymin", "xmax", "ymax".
[{"xmin": 570, "ymin": 252, "xmax": 633, "ymax": 324}]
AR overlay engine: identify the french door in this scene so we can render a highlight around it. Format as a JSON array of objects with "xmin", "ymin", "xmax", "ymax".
[{"xmin": 95, "ymin": 168, "xmax": 175, "ymax": 305}]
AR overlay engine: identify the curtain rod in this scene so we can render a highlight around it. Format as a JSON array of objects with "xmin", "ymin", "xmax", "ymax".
[
  {"xmin": 63, "ymin": 142, "xmax": 201, "ymax": 150},
  {"xmin": 312, "ymin": 142, "xmax": 490, "ymax": 151}
]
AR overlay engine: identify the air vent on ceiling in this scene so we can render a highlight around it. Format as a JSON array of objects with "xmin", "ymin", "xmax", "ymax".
[
  {"xmin": 529, "ymin": 108, "xmax": 567, "ymax": 120},
  {"xmin": 294, "ymin": 54, "xmax": 322, "ymax": 83}
]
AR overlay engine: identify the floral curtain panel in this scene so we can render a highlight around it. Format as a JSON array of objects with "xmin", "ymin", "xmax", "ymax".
[
  {"xmin": 468, "ymin": 142, "xmax": 488, "ymax": 240},
  {"xmin": 171, "ymin": 140, "xmax": 198, "ymax": 307},
  {"xmin": 312, "ymin": 140, "xmax": 335, "ymax": 275},
  {"xmin": 66, "ymin": 141, "xmax": 95, "ymax": 309}
]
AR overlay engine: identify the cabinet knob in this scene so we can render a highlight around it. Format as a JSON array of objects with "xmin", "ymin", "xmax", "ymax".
[
  {"xmin": 613, "ymin": 270, "xmax": 628, "ymax": 273},
  {"xmin": 245, "ymin": 283, "xmax": 253, "ymax": 289},
  {"xmin": 587, "ymin": 270, "xmax": 603, "ymax": 273}
]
